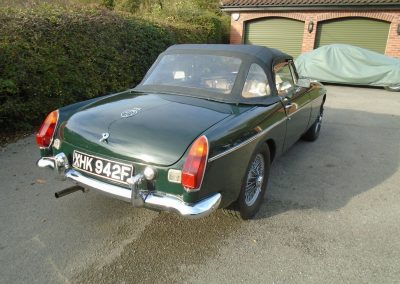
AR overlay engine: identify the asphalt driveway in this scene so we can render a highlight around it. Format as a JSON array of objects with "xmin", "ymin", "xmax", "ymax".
[{"xmin": 1, "ymin": 85, "xmax": 399, "ymax": 283}]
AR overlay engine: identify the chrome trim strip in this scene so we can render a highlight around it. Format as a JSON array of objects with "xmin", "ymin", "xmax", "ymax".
[
  {"xmin": 208, "ymin": 96, "xmax": 316, "ymax": 162},
  {"xmin": 208, "ymin": 117, "xmax": 286, "ymax": 162}
]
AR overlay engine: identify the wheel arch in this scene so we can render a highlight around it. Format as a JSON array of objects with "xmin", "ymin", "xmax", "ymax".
[
  {"xmin": 321, "ymin": 93, "xmax": 327, "ymax": 112},
  {"xmin": 265, "ymin": 139, "xmax": 276, "ymax": 163}
]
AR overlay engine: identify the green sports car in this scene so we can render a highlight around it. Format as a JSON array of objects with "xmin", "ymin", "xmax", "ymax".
[{"xmin": 37, "ymin": 44, "xmax": 326, "ymax": 219}]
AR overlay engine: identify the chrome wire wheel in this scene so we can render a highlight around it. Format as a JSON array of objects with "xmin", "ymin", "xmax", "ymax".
[
  {"xmin": 222, "ymin": 144, "xmax": 270, "ymax": 220},
  {"xmin": 244, "ymin": 153, "xmax": 265, "ymax": 207}
]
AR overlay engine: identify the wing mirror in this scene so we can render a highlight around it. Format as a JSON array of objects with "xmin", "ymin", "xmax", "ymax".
[{"xmin": 296, "ymin": 78, "xmax": 311, "ymax": 88}]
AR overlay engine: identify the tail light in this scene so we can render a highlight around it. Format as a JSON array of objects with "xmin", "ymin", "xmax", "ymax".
[
  {"xmin": 36, "ymin": 110, "xmax": 59, "ymax": 148},
  {"xmin": 182, "ymin": 135, "xmax": 209, "ymax": 191}
]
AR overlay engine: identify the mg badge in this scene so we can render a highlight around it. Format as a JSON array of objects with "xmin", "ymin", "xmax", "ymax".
[
  {"xmin": 121, "ymin": 108, "xmax": 141, "ymax": 118},
  {"xmin": 99, "ymin": 132, "xmax": 110, "ymax": 143}
]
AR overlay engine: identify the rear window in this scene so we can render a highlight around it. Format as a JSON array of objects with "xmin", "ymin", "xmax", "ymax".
[{"xmin": 143, "ymin": 54, "xmax": 242, "ymax": 94}]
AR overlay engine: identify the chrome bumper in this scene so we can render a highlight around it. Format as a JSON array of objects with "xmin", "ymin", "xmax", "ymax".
[{"xmin": 37, "ymin": 153, "xmax": 221, "ymax": 219}]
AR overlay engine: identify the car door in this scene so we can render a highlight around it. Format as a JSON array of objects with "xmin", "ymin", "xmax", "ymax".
[{"xmin": 274, "ymin": 61, "xmax": 312, "ymax": 151}]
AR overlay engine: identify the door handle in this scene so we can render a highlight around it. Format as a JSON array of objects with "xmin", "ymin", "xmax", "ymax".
[{"xmin": 284, "ymin": 103, "xmax": 293, "ymax": 109}]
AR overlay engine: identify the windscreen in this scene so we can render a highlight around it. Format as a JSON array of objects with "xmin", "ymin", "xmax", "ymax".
[{"xmin": 143, "ymin": 54, "xmax": 242, "ymax": 95}]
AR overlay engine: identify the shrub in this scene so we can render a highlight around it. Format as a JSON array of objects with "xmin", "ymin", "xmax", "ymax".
[{"xmin": 0, "ymin": 6, "xmax": 227, "ymax": 132}]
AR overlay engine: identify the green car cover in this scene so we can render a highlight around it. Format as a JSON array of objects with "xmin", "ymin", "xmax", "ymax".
[{"xmin": 295, "ymin": 44, "xmax": 400, "ymax": 89}]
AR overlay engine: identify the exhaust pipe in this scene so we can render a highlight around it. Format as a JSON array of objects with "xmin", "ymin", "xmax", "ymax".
[{"xmin": 55, "ymin": 185, "xmax": 84, "ymax": 198}]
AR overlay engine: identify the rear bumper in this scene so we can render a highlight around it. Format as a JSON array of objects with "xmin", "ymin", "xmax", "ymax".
[{"xmin": 37, "ymin": 153, "xmax": 221, "ymax": 219}]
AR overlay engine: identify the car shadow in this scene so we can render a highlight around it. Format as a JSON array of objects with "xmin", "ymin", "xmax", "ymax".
[
  {"xmin": 256, "ymin": 107, "xmax": 400, "ymax": 219},
  {"xmin": 73, "ymin": 210, "xmax": 242, "ymax": 283}
]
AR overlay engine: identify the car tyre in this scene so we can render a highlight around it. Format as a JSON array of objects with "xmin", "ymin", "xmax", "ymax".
[
  {"xmin": 384, "ymin": 85, "xmax": 400, "ymax": 92},
  {"xmin": 302, "ymin": 107, "xmax": 324, "ymax": 142},
  {"xmin": 223, "ymin": 144, "xmax": 270, "ymax": 220}
]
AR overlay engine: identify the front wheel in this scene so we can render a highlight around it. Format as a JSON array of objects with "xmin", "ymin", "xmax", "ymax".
[
  {"xmin": 223, "ymin": 144, "xmax": 270, "ymax": 220},
  {"xmin": 302, "ymin": 110, "xmax": 323, "ymax": 142}
]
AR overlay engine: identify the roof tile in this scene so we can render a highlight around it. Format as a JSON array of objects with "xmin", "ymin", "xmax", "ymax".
[{"xmin": 221, "ymin": 0, "xmax": 400, "ymax": 7}]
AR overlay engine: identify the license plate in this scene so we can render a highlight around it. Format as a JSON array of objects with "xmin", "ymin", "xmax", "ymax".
[{"xmin": 72, "ymin": 151, "xmax": 133, "ymax": 184}]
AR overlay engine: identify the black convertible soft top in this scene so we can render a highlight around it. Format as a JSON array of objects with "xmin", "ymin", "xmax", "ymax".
[
  {"xmin": 134, "ymin": 44, "xmax": 293, "ymax": 105},
  {"xmin": 165, "ymin": 44, "xmax": 291, "ymax": 70}
]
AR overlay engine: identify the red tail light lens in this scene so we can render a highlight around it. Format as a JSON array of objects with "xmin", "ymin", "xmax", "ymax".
[
  {"xmin": 36, "ymin": 110, "xmax": 59, "ymax": 148},
  {"xmin": 182, "ymin": 135, "xmax": 209, "ymax": 191}
]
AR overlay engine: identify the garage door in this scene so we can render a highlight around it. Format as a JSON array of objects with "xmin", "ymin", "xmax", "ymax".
[
  {"xmin": 245, "ymin": 17, "xmax": 304, "ymax": 58},
  {"xmin": 315, "ymin": 17, "xmax": 390, "ymax": 54}
]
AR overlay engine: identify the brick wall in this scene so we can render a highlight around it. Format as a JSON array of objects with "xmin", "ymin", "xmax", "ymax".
[{"xmin": 229, "ymin": 10, "xmax": 400, "ymax": 58}]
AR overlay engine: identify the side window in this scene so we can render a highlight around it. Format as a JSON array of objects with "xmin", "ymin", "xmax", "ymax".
[
  {"xmin": 274, "ymin": 62, "xmax": 295, "ymax": 97},
  {"xmin": 289, "ymin": 61, "xmax": 298, "ymax": 84},
  {"xmin": 242, "ymin": 64, "xmax": 271, "ymax": 98}
]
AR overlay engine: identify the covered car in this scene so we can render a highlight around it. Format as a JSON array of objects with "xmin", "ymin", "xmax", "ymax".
[{"xmin": 295, "ymin": 44, "xmax": 400, "ymax": 91}]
